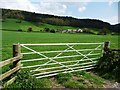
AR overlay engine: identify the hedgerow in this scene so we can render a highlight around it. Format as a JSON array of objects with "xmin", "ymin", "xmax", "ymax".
[{"xmin": 96, "ymin": 50, "xmax": 120, "ymax": 82}]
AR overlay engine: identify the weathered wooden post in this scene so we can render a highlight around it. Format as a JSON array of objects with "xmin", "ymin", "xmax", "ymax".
[
  {"xmin": 103, "ymin": 41, "xmax": 110, "ymax": 53},
  {"xmin": 2, "ymin": 44, "xmax": 21, "ymax": 87},
  {"xmin": 13, "ymin": 43, "xmax": 21, "ymax": 67}
]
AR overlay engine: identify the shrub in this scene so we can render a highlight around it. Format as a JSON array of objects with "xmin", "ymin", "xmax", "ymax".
[
  {"xmin": 96, "ymin": 50, "xmax": 120, "ymax": 82},
  {"xmin": 27, "ymin": 27, "xmax": 32, "ymax": 32},
  {"xmin": 44, "ymin": 28, "xmax": 50, "ymax": 32},
  {"xmin": 16, "ymin": 21, "xmax": 22, "ymax": 23},
  {"xmin": 6, "ymin": 70, "xmax": 52, "ymax": 89},
  {"xmin": 50, "ymin": 29, "xmax": 55, "ymax": 33},
  {"xmin": 18, "ymin": 29, "xmax": 22, "ymax": 32},
  {"xmin": 40, "ymin": 30, "xmax": 43, "ymax": 32}
]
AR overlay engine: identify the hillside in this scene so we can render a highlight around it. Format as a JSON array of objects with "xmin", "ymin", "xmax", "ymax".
[
  {"xmin": 2, "ymin": 19, "xmax": 77, "ymax": 31},
  {"xmin": 1, "ymin": 8, "xmax": 120, "ymax": 33}
]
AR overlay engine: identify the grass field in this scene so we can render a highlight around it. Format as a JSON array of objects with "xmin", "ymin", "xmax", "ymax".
[
  {"xmin": 2, "ymin": 19, "xmax": 119, "ymax": 88},
  {"xmin": 2, "ymin": 30, "xmax": 119, "ymax": 75},
  {"xmin": 2, "ymin": 30, "xmax": 119, "ymax": 60},
  {"xmin": 2, "ymin": 31, "xmax": 118, "ymax": 58},
  {"xmin": 2, "ymin": 19, "xmax": 76, "ymax": 31}
]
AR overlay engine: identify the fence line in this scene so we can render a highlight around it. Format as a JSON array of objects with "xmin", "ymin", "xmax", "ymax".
[
  {"xmin": 0, "ymin": 55, "xmax": 22, "ymax": 87},
  {"xmin": 1, "ymin": 44, "xmax": 22, "ymax": 87},
  {"xmin": 0, "ymin": 56, "xmax": 22, "ymax": 68}
]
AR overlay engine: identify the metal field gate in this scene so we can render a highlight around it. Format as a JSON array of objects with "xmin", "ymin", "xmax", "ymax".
[{"xmin": 20, "ymin": 43, "xmax": 104, "ymax": 78}]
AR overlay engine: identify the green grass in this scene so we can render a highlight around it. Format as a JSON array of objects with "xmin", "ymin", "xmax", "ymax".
[
  {"xmin": 2, "ymin": 30, "xmax": 119, "ymax": 74},
  {"xmin": 2, "ymin": 19, "xmax": 119, "ymax": 88},
  {"xmin": 56, "ymin": 71, "xmax": 106, "ymax": 88},
  {"xmin": 2, "ymin": 19, "xmax": 40, "ymax": 31},
  {"xmin": 2, "ymin": 19, "xmax": 77, "ymax": 31},
  {"xmin": 2, "ymin": 30, "xmax": 119, "ymax": 60}
]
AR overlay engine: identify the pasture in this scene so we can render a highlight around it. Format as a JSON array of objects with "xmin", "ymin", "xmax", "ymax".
[
  {"xmin": 2, "ymin": 19, "xmax": 76, "ymax": 31},
  {"xmin": 2, "ymin": 30, "xmax": 119, "ymax": 60}
]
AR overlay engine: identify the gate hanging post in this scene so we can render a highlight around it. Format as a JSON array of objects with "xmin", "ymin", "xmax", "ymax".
[
  {"xmin": 13, "ymin": 43, "xmax": 21, "ymax": 67},
  {"xmin": 103, "ymin": 41, "xmax": 110, "ymax": 53}
]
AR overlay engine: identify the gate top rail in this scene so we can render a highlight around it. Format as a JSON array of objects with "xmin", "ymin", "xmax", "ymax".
[{"xmin": 20, "ymin": 43, "xmax": 104, "ymax": 46}]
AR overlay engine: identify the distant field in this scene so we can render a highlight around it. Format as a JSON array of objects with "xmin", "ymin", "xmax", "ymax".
[
  {"xmin": 2, "ymin": 19, "xmax": 77, "ymax": 31},
  {"xmin": 2, "ymin": 30, "xmax": 119, "ymax": 60}
]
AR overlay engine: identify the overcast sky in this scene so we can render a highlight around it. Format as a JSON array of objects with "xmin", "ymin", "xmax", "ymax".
[{"xmin": 0, "ymin": 0, "xmax": 119, "ymax": 25}]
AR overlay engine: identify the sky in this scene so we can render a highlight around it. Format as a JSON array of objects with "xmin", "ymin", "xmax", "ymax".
[{"xmin": 0, "ymin": 0, "xmax": 119, "ymax": 25}]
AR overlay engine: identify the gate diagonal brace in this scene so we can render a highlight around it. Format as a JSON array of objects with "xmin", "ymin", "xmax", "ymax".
[
  {"xmin": 35, "ymin": 45, "xmax": 75, "ymax": 71},
  {"xmin": 67, "ymin": 44, "xmax": 92, "ymax": 61},
  {"xmin": 21, "ymin": 44, "xmax": 75, "ymax": 72},
  {"xmin": 67, "ymin": 44, "xmax": 102, "ymax": 65},
  {"xmin": 75, "ymin": 44, "xmax": 101, "ymax": 66},
  {"xmin": 75, "ymin": 44, "xmax": 102, "ymax": 65}
]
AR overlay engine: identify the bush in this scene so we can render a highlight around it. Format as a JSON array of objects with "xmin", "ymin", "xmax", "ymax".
[
  {"xmin": 40, "ymin": 30, "xmax": 43, "ymax": 32},
  {"xmin": 50, "ymin": 29, "xmax": 55, "ymax": 33},
  {"xmin": 44, "ymin": 28, "xmax": 50, "ymax": 32},
  {"xmin": 18, "ymin": 29, "xmax": 22, "ymax": 32},
  {"xmin": 96, "ymin": 50, "xmax": 120, "ymax": 82},
  {"xmin": 6, "ymin": 70, "xmax": 52, "ymax": 89},
  {"xmin": 16, "ymin": 21, "xmax": 21, "ymax": 23},
  {"xmin": 27, "ymin": 27, "xmax": 32, "ymax": 32}
]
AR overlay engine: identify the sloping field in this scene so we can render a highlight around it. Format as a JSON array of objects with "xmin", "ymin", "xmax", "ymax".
[{"xmin": 2, "ymin": 19, "xmax": 76, "ymax": 31}]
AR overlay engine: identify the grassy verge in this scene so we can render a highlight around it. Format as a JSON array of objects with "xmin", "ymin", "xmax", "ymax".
[{"xmin": 5, "ymin": 70, "xmax": 106, "ymax": 89}]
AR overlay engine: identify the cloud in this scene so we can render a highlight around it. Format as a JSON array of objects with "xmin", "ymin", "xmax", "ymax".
[
  {"xmin": 78, "ymin": 7, "xmax": 86, "ymax": 12},
  {"xmin": 0, "ymin": 0, "xmax": 118, "ymax": 25},
  {"xmin": 77, "ymin": 2, "xmax": 88, "ymax": 13},
  {"xmin": 41, "ymin": 0, "xmax": 92, "ymax": 2},
  {"xmin": 33, "ymin": 2, "xmax": 67, "ymax": 16},
  {"xmin": 0, "ymin": 0, "xmax": 38, "ymax": 12},
  {"xmin": 0, "ymin": 0, "xmax": 68, "ymax": 16},
  {"xmin": 108, "ymin": 0, "xmax": 119, "ymax": 6},
  {"xmin": 108, "ymin": 0, "xmax": 114, "ymax": 6}
]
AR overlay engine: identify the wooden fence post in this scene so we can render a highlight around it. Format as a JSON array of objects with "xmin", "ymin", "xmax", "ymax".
[
  {"xmin": 13, "ymin": 44, "xmax": 21, "ymax": 67},
  {"xmin": 103, "ymin": 41, "xmax": 110, "ymax": 52}
]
